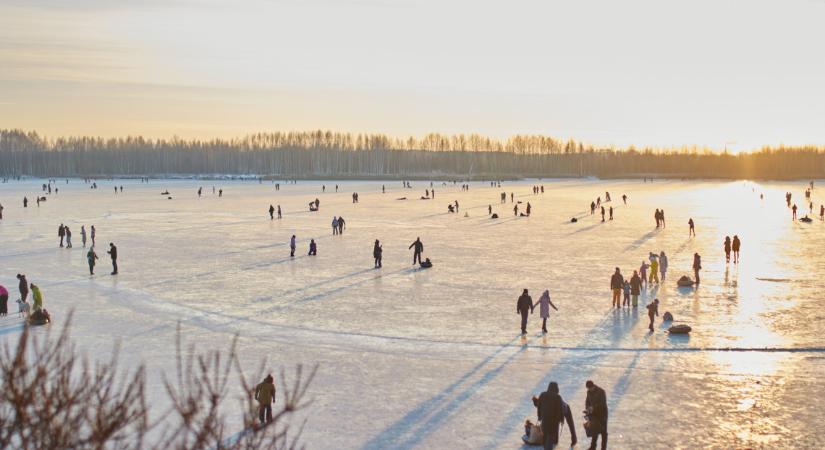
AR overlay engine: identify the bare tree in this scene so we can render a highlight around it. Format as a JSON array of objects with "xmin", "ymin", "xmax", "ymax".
[{"xmin": 0, "ymin": 317, "xmax": 316, "ymax": 450}]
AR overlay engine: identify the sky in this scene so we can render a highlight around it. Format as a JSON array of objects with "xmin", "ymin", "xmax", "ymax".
[{"xmin": 1, "ymin": 0, "xmax": 824, "ymax": 151}]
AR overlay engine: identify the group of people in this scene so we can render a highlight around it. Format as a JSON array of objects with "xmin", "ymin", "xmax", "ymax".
[
  {"xmin": 59, "ymin": 223, "xmax": 96, "ymax": 248},
  {"xmin": 654, "ymin": 209, "xmax": 666, "ymax": 228},
  {"xmin": 331, "ymin": 216, "xmax": 346, "ymax": 235},
  {"xmin": 268, "ymin": 204, "xmax": 282, "ymax": 219},
  {"xmin": 723, "ymin": 235, "xmax": 741, "ymax": 263},
  {"xmin": 525, "ymin": 380, "xmax": 608, "ymax": 450},
  {"xmin": 609, "ymin": 251, "xmax": 669, "ymax": 308},
  {"xmin": 0, "ymin": 274, "xmax": 46, "ymax": 319},
  {"xmin": 516, "ymin": 289, "xmax": 558, "ymax": 334}
]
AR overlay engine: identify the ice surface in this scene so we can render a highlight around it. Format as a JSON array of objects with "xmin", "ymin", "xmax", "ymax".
[{"xmin": 1, "ymin": 178, "xmax": 824, "ymax": 448}]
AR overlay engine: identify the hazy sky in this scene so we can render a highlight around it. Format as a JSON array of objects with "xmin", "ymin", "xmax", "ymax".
[{"xmin": 2, "ymin": 0, "xmax": 824, "ymax": 150}]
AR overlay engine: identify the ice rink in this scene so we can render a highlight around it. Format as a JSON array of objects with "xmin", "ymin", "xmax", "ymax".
[{"xmin": 1, "ymin": 177, "xmax": 823, "ymax": 448}]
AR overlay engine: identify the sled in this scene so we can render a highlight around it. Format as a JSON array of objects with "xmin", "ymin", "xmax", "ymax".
[
  {"xmin": 668, "ymin": 324, "xmax": 691, "ymax": 334},
  {"xmin": 676, "ymin": 276, "xmax": 694, "ymax": 287},
  {"xmin": 27, "ymin": 310, "xmax": 51, "ymax": 326},
  {"xmin": 800, "ymin": 217, "xmax": 813, "ymax": 223}
]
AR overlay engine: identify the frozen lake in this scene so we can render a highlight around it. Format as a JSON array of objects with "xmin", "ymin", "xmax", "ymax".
[{"xmin": 1, "ymin": 177, "xmax": 824, "ymax": 448}]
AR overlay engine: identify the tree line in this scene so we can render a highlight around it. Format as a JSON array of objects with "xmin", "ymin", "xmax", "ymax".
[{"xmin": 1, "ymin": 129, "xmax": 823, "ymax": 179}]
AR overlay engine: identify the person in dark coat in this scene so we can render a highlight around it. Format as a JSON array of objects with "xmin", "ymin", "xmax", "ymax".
[
  {"xmin": 535, "ymin": 382, "xmax": 564, "ymax": 449},
  {"xmin": 646, "ymin": 298, "xmax": 659, "ymax": 331},
  {"xmin": 629, "ymin": 270, "xmax": 642, "ymax": 307},
  {"xmin": 516, "ymin": 289, "xmax": 533, "ymax": 335},
  {"xmin": 723, "ymin": 236, "xmax": 731, "ymax": 263},
  {"xmin": 58, "ymin": 223, "xmax": 65, "ymax": 247},
  {"xmin": 732, "ymin": 235, "xmax": 741, "ymax": 263},
  {"xmin": 409, "ymin": 237, "xmax": 424, "ymax": 265},
  {"xmin": 585, "ymin": 380, "xmax": 608, "ymax": 450},
  {"xmin": 269, "ymin": 205, "xmax": 275, "ymax": 219},
  {"xmin": 610, "ymin": 268, "xmax": 623, "ymax": 308},
  {"xmin": 373, "ymin": 239, "xmax": 383, "ymax": 268},
  {"xmin": 308, "ymin": 239, "xmax": 317, "ymax": 256},
  {"xmin": 17, "ymin": 274, "xmax": 29, "ymax": 303},
  {"xmin": 107, "ymin": 243, "xmax": 118, "ymax": 275}
]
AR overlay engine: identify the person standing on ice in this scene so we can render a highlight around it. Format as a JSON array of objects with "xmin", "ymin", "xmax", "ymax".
[
  {"xmin": 516, "ymin": 289, "xmax": 533, "ymax": 335},
  {"xmin": 646, "ymin": 298, "xmax": 659, "ymax": 331},
  {"xmin": 654, "ymin": 209, "xmax": 661, "ymax": 228},
  {"xmin": 514, "ymin": 204, "xmax": 518, "ymax": 216},
  {"xmin": 373, "ymin": 240, "xmax": 383, "ymax": 268},
  {"xmin": 332, "ymin": 217, "xmax": 339, "ymax": 235},
  {"xmin": 17, "ymin": 274, "xmax": 29, "ymax": 303},
  {"xmin": 723, "ymin": 236, "xmax": 731, "ymax": 263},
  {"xmin": 532, "ymin": 290, "xmax": 558, "ymax": 333},
  {"xmin": 80, "ymin": 225, "xmax": 87, "ymax": 247},
  {"xmin": 688, "ymin": 218, "xmax": 695, "ymax": 237},
  {"xmin": 87, "ymin": 247, "xmax": 99, "ymax": 275},
  {"xmin": 526, "ymin": 202, "xmax": 531, "ymax": 216},
  {"xmin": 660, "ymin": 209, "xmax": 666, "ymax": 227},
  {"xmin": 648, "ymin": 254, "xmax": 659, "ymax": 284},
  {"xmin": 254, "ymin": 374, "xmax": 276, "ymax": 425},
  {"xmin": 269, "ymin": 205, "xmax": 275, "ymax": 220},
  {"xmin": 277, "ymin": 205, "xmax": 282, "ymax": 219},
  {"xmin": 693, "ymin": 252, "xmax": 702, "ymax": 284},
  {"xmin": 58, "ymin": 223, "xmax": 65, "ymax": 247},
  {"xmin": 792, "ymin": 203, "xmax": 798, "ymax": 220},
  {"xmin": 610, "ymin": 268, "xmax": 623, "ymax": 308},
  {"xmin": 0, "ymin": 284, "xmax": 8, "ymax": 317},
  {"xmin": 600, "ymin": 206, "xmax": 605, "ymax": 222},
  {"xmin": 409, "ymin": 237, "xmax": 424, "ymax": 265},
  {"xmin": 290, "ymin": 235, "xmax": 296, "ymax": 257},
  {"xmin": 732, "ymin": 235, "xmax": 741, "ymax": 263},
  {"xmin": 639, "ymin": 260, "xmax": 649, "ymax": 288},
  {"xmin": 585, "ymin": 380, "xmax": 608, "ymax": 450},
  {"xmin": 488, "ymin": 205, "xmax": 492, "ymax": 215},
  {"xmin": 622, "ymin": 194, "xmax": 627, "ymax": 205},
  {"xmin": 308, "ymin": 239, "xmax": 317, "ymax": 256},
  {"xmin": 590, "ymin": 201, "xmax": 595, "ymax": 215},
  {"xmin": 337, "ymin": 216, "xmax": 345, "ymax": 234},
  {"xmin": 629, "ymin": 270, "xmax": 641, "ymax": 307},
  {"xmin": 659, "ymin": 251, "xmax": 668, "ymax": 280},
  {"xmin": 91, "ymin": 225, "xmax": 96, "ymax": 246},
  {"xmin": 535, "ymin": 381, "xmax": 564, "ymax": 449},
  {"xmin": 107, "ymin": 242, "xmax": 118, "ymax": 275},
  {"xmin": 0, "ymin": 202, "xmax": 4, "ymax": 220},
  {"xmin": 23, "ymin": 197, "xmax": 28, "ymax": 208},
  {"xmin": 622, "ymin": 279, "xmax": 630, "ymax": 307},
  {"xmin": 65, "ymin": 226, "xmax": 72, "ymax": 248}
]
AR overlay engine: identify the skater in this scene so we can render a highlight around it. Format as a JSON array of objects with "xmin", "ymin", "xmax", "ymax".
[
  {"xmin": 308, "ymin": 239, "xmax": 317, "ymax": 256},
  {"xmin": 622, "ymin": 279, "xmax": 630, "ymax": 307},
  {"xmin": 516, "ymin": 289, "xmax": 533, "ymax": 335},
  {"xmin": 693, "ymin": 253, "xmax": 702, "ymax": 285},
  {"xmin": 659, "ymin": 251, "xmax": 668, "ymax": 280},
  {"xmin": 0, "ymin": 284, "xmax": 7, "ymax": 316},
  {"xmin": 610, "ymin": 268, "xmax": 623, "ymax": 308},
  {"xmin": 688, "ymin": 218, "xmax": 695, "ymax": 236},
  {"xmin": 17, "ymin": 274, "xmax": 29, "ymax": 303},
  {"xmin": 535, "ymin": 381, "xmax": 564, "ymax": 449},
  {"xmin": 373, "ymin": 240, "xmax": 383, "ymax": 268},
  {"xmin": 91, "ymin": 225, "xmax": 96, "ymax": 246},
  {"xmin": 332, "ymin": 217, "xmax": 339, "ymax": 235},
  {"xmin": 269, "ymin": 205, "xmax": 275, "ymax": 219},
  {"xmin": 630, "ymin": 270, "xmax": 641, "ymax": 307},
  {"xmin": 81, "ymin": 225, "xmax": 87, "ymax": 247},
  {"xmin": 409, "ymin": 237, "xmax": 424, "ymax": 265},
  {"xmin": 58, "ymin": 223, "xmax": 65, "ymax": 247},
  {"xmin": 290, "ymin": 235, "xmax": 296, "ymax": 257},
  {"xmin": 732, "ymin": 235, "xmax": 741, "ymax": 263},
  {"xmin": 65, "ymin": 226, "xmax": 72, "ymax": 248},
  {"xmin": 277, "ymin": 205, "xmax": 282, "ymax": 219},
  {"xmin": 646, "ymin": 298, "xmax": 659, "ymax": 331},
  {"xmin": 87, "ymin": 247, "xmax": 99, "ymax": 275},
  {"xmin": 585, "ymin": 380, "xmax": 608, "ymax": 450},
  {"xmin": 532, "ymin": 290, "xmax": 558, "ymax": 333},
  {"xmin": 724, "ymin": 236, "xmax": 731, "ymax": 263},
  {"xmin": 254, "ymin": 374, "xmax": 276, "ymax": 425},
  {"xmin": 107, "ymin": 242, "xmax": 118, "ymax": 275},
  {"xmin": 337, "ymin": 216, "xmax": 345, "ymax": 234}
]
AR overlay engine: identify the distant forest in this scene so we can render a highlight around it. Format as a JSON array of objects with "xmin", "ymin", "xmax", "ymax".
[{"xmin": 1, "ymin": 129, "xmax": 823, "ymax": 180}]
